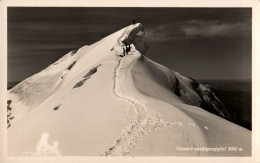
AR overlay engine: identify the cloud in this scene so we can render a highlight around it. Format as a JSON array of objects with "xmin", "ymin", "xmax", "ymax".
[
  {"xmin": 145, "ymin": 20, "xmax": 251, "ymax": 42},
  {"xmin": 145, "ymin": 24, "xmax": 185, "ymax": 42},
  {"xmin": 145, "ymin": 28, "xmax": 169, "ymax": 41},
  {"xmin": 179, "ymin": 20, "xmax": 251, "ymax": 37}
]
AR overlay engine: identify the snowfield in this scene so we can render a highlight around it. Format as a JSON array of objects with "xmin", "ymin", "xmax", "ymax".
[{"xmin": 8, "ymin": 23, "xmax": 251, "ymax": 156}]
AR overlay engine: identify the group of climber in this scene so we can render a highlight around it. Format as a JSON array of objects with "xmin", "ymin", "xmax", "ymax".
[
  {"xmin": 122, "ymin": 41, "xmax": 131, "ymax": 57},
  {"xmin": 120, "ymin": 19, "xmax": 136, "ymax": 57}
]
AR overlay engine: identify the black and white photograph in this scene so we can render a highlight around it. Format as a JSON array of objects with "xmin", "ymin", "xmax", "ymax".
[{"xmin": 1, "ymin": 0, "xmax": 260, "ymax": 163}]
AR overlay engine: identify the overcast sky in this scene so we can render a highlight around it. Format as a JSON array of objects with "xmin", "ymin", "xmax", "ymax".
[{"xmin": 8, "ymin": 7, "xmax": 251, "ymax": 82}]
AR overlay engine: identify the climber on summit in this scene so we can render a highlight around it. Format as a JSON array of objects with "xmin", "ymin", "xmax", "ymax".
[
  {"xmin": 126, "ymin": 44, "xmax": 131, "ymax": 54},
  {"xmin": 123, "ymin": 47, "xmax": 126, "ymax": 56},
  {"xmin": 123, "ymin": 41, "xmax": 129, "ymax": 55},
  {"xmin": 132, "ymin": 19, "xmax": 136, "ymax": 24}
]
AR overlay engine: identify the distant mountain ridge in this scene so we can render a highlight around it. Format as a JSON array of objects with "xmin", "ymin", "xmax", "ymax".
[{"xmin": 199, "ymin": 79, "xmax": 251, "ymax": 93}]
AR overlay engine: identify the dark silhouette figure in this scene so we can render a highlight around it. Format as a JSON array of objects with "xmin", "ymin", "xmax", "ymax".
[
  {"xmin": 126, "ymin": 45, "xmax": 131, "ymax": 53},
  {"xmin": 123, "ymin": 42, "xmax": 128, "ymax": 55},
  {"xmin": 132, "ymin": 19, "xmax": 136, "ymax": 24},
  {"xmin": 121, "ymin": 41, "xmax": 132, "ymax": 56},
  {"xmin": 123, "ymin": 47, "xmax": 126, "ymax": 56}
]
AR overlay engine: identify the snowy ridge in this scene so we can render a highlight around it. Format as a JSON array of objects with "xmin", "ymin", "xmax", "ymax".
[
  {"xmin": 118, "ymin": 23, "xmax": 148, "ymax": 54},
  {"xmin": 7, "ymin": 23, "xmax": 251, "ymax": 156},
  {"xmin": 8, "ymin": 50, "xmax": 80, "ymax": 124},
  {"xmin": 134, "ymin": 57, "xmax": 232, "ymax": 120}
]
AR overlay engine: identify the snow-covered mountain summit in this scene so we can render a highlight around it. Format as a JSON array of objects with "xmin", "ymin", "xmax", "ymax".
[{"xmin": 8, "ymin": 23, "xmax": 250, "ymax": 156}]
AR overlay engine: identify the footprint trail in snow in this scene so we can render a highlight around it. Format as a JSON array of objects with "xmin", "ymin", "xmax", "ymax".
[{"xmin": 103, "ymin": 53, "xmax": 166, "ymax": 156}]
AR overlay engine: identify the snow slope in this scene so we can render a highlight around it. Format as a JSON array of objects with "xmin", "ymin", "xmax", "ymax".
[{"xmin": 7, "ymin": 23, "xmax": 251, "ymax": 156}]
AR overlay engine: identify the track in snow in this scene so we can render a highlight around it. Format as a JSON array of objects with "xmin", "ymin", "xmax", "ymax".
[
  {"xmin": 103, "ymin": 53, "xmax": 166, "ymax": 156},
  {"xmin": 104, "ymin": 24, "xmax": 169, "ymax": 155},
  {"xmin": 103, "ymin": 25, "xmax": 166, "ymax": 156}
]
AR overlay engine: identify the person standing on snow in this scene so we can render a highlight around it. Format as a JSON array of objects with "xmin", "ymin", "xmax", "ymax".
[
  {"xmin": 126, "ymin": 44, "xmax": 131, "ymax": 54},
  {"xmin": 123, "ymin": 41, "xmax": 129, "ymax": 55},
  {"xmin": 123, "ymin": 47, "xmax": 126, "ymax": 56}
]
